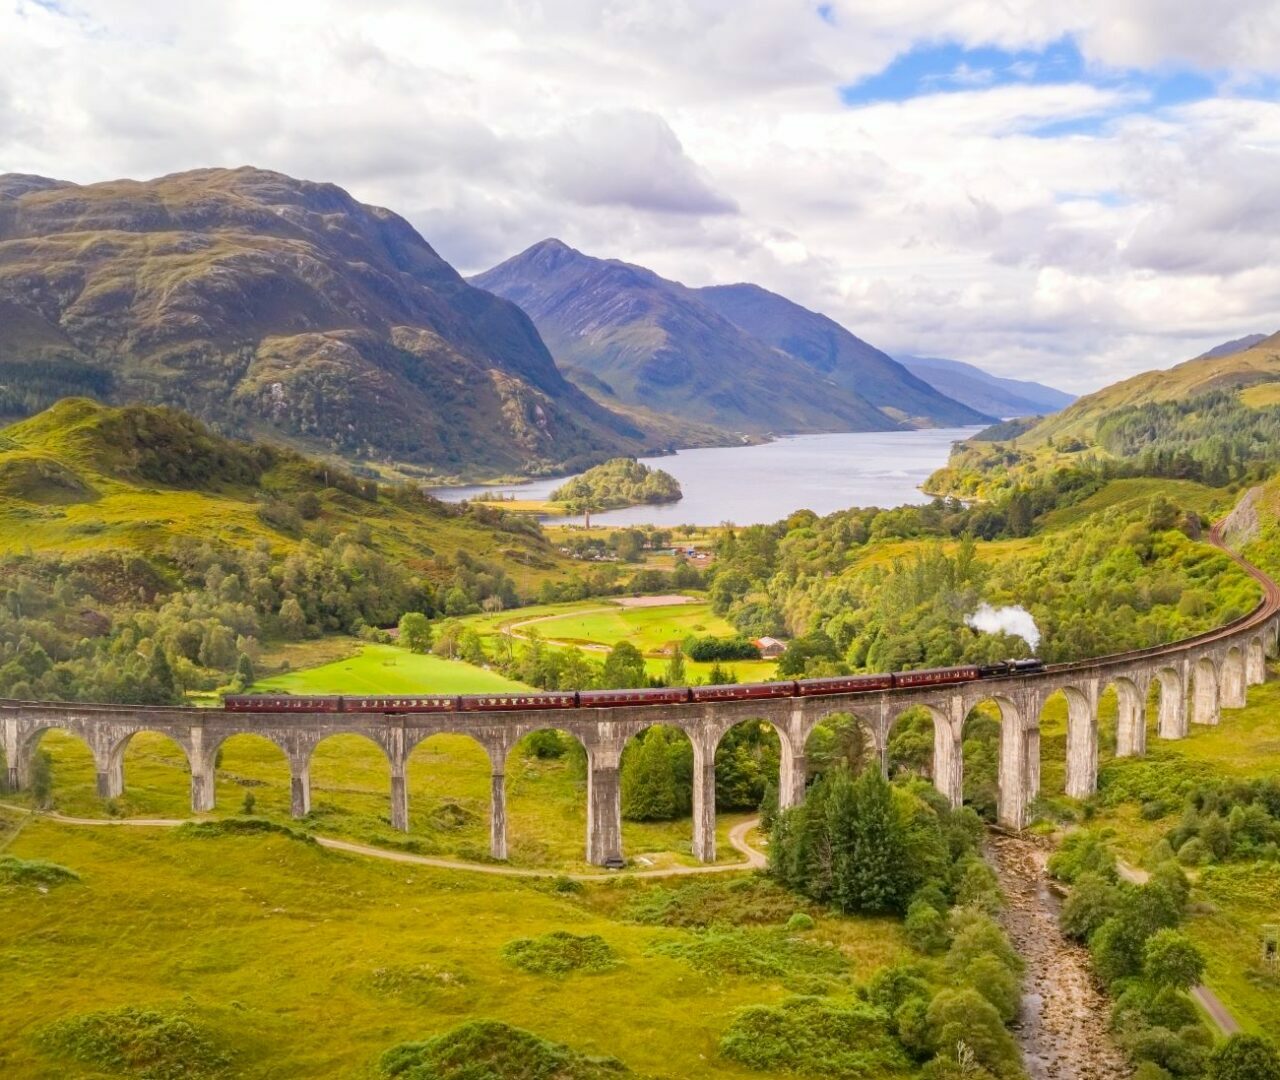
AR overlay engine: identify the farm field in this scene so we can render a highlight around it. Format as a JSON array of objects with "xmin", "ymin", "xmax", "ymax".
[
  {"xmin": 0, "ymin": 813, "xmax": 907, "ymax": 1080},
  {"xmin": 15, "ymin": 729, "xmax": 757, "ymax": 872},
  {"xmin": 456, "ymin": 597, "xmax": 780, "ymax": 682},
  {"xmin": 252, "ymin": 644, "xmax": 533, "ymax": 695}
]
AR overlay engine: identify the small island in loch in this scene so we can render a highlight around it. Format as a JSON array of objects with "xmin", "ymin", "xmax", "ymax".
[{"xmin": 550, "ymin": 457, "xmax": 682, "ymax": 515}]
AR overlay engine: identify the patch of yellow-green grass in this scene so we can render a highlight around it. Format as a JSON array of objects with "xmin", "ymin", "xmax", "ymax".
[
  {"xmin": 21, "ymin": 730, "xmax": 754, "ymax": 872},
  {"xmin": 1239, "ymin": 383, "xmax": 1280, "ymax": 409},
  {"xmin": 251, "ymin": 644, "xmax": 533, "ymax": 695},
  {"xmin": 1184, "ymin": 862, "xmax": 1280, "ymax": 1042},
  {"xmin": 1036, "ymin": 478, "xmax": 1230, "ymax": 532},
  {"xmin": 0, "ymin": 819, "xmax": 908, "ymax": 1079},
  {"xmin": 473, "ymin": 498, "xmax": 555, "ymax": 514},
  {"xmin": 844, "ymin": 535, "xmax": 1040, "ymax": 575}
]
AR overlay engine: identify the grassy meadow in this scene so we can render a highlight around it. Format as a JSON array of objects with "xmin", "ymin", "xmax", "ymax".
[
  {"xmin": 15, "ymin": 729, "xmax": 760, "ymax": 872},
  {"xmin": 253, "ymin": 644, "xmax": 533, "ymax": 695},
  {"xmin": 0, "ymin": 813, "xmax": 907, "ymax": 1079}
]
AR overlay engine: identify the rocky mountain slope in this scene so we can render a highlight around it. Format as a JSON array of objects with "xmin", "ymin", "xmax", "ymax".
[
  {"xmin": 473, "ymin": 240, "xmax": 987, "ymax": 434},
  {"xmin": 0, "ymin": 168, "xmax": 645, "ymax": 476},
  {"xmin": 897, "ymin": 355, "xmax": 1074, "ymax": 418}
]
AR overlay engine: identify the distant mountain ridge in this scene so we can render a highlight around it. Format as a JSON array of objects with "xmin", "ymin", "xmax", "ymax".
[
  {"xmin": 899, "ymin": 356, "xmax": 1075, "ymax": 418},
  {"xmin": 472, "ymin": 240, "xmax": 989, "ymax": 435},
  {"xmin": 1196, "ymin": 333, "xmax": 1269, "ymax": 360},
  {"xmin": 0, "ymin": 168, "xmax": 647, "ymax": 476}
]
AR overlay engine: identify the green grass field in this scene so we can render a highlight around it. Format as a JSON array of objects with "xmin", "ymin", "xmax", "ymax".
[
  {"xmin": 457, "ymin": 598, "xmax": 780, "ymax": 683},
  {"xmin": 252, "ymin": 644, "xmax": 533, "ymax": 695},
  {"xmin": 0, "ymin": 814, "xmax": 907, "ymax": 1079},
  {"xmin": 17, "ymin": 728, "xmax": 761, "ymax": 872}
]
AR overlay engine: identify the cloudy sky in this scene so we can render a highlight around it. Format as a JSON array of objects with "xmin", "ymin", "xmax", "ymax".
[{"xmin": 5, "ymin": 1, "xmax": 1280, "ymax": 392}]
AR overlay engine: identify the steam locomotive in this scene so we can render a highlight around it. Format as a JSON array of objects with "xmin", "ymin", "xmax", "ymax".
[{"xmin": 223, "ymin": 658, "xmax": 1044, "ymax": 714}]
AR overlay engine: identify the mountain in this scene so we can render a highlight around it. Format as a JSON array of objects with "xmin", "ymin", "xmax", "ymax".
[
  {"xmin": 1196, "ymin": 333, "xmax": 1269, "ymax": 360},
  {"xmin": 1019, "ymin": 331, "xmax": 1280, "ymax": 448},
  {"xmin": 0, "ymin": 168, "xmax": 645, "ymax": 477},
  {"xmin": 695, "ymin": 286, "xmax": 987, "ymax": 427},
  {"xmin": 897, "ymin": 356, "xmax": 1075, "ymax": 418},
  {"xmin": 472, "ymin": 240, "xmax": 988, "ymax": 434}
]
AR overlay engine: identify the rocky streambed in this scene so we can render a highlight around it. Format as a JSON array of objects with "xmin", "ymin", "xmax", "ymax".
[{"xmin": 987, "ymin": 833, "xmax": 1132, "ymax": 1080}]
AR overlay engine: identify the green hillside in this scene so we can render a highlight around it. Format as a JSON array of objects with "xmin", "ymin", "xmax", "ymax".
[{"xmin": 0, "ymin": 398, "xmax": 564, "ymax": 579}]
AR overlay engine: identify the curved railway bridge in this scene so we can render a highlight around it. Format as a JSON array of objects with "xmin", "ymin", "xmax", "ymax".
[{"xmin": 3, "ymin": 521, "xmax": 1279, "ymax": 867}]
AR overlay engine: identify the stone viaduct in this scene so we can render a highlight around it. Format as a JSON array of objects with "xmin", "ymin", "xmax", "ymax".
[{"xmin": 3, "ymin": 532, "xmax": 1279, "ymax": 867}]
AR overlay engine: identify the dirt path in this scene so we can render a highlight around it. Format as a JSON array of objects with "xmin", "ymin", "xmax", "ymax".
[
  {"xmin": 502, "ymin": 606, "xmax": 617, "ymax": 652},
  {"xmin": 988, "ymin": 833, "xmax": 1132, "ymax": 1080},
  {"xmin": 0, "ymin": 802, "xmax": 765, "ymax": 882}
]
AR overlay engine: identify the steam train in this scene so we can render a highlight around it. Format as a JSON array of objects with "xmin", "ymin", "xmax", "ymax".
[{"xmin": 223, "ymin": 658, "xmax": 1044, "ymax": 714}]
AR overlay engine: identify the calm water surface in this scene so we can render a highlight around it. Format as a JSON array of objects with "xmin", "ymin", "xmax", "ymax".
[{"xmin": 434, "ymin": 427, "xmax": 982, "ymax": 526}]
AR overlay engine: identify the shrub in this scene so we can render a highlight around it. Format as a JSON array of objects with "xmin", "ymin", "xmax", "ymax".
[
  {"xmin": 865, "ymin": 965, "xmax": 930, "ymax": 1016},
  {"xmin": 1127, "ymin": 1025, "xmax": 1211, "ymax": 1077},
  {"xmin": 963, "ymin": 953, "xmax": 1022, "ymax": 1023},
  {"xmin": 785, "ymin": 912, "xmax": 815, "ymax": 932},
  {"xmin": 1208, "ymin": 1034, "xmax": 1280, "ymax": 1080},
  {"xmin": 1142, "ymin": 930, "xmax": 1206, "ymax": 991},
  {"xmin": 905, "ymin": 900, "xmax": 950, "ymax": 954},
  {"xmin": 0, "ymin": 855, "xmax": 80, "ymax": 888},
  {"xmin": 924, "ymin": 988, "xmax": 1024, "ymax": 1080},
  {"xmin": 1048, "ymin": 828, "xmax": 1117, "ymax": 882},
  {"xmin": 378, "ymin": 1020, "xmax": 634, "ymax": 1079},
  {"xmin": 37, "ymin": 1006, "xmax": 232, "ymax": 1080},
  {"xmin": 501, "ymin": 932, "xmax": 619, "ymax": 977},
  {"xmin": 649, "ymin": 927, "xmax": 847, "ymax": 980},
  {"xmin": 946, "ymin": 914, "xmax": 1023, "ymax": 978},
  {"xmin": 719, "ymin": 995, "xmax": 909, "ymax": 1078},
  {"xmin": 1176, "ymin": 837, "xmax": 1208, "ymax": 866},
  {"xmin": 955, "ymin": 859, "xmax": 1003, "ymax": 913},
  {"xmin": 622, "ymin": 877, "xmax": 799, "ymax": 928},
  {"xmin": 1060, "ymin": 872, "xmax": 1120, "ymax": 941}
]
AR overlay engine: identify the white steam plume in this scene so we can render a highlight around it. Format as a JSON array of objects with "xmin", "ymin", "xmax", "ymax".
[{"xmin": 965, "ymin": 603, "xmax": 1041, "ymax": 652}]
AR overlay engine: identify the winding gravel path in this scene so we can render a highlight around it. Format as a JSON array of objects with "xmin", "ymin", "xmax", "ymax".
[{"xmin": 0, "ymin": 801, "xmax": 767, "ymax": 881}]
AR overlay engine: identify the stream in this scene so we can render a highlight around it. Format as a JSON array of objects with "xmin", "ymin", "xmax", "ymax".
[{"xmin": 987, "ymin": 833, "xmax": 1133, "ymax": 1080}]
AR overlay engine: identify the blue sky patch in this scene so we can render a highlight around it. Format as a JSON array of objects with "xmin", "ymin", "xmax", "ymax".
[{"xmin": 838, "ymin": 36, "xmax": 1222, "ymax": 126}]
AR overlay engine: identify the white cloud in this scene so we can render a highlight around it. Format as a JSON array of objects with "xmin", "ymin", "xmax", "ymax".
[{"xmin": 2, "ymin": 0, "xmax": 1280, "ymax": 393}]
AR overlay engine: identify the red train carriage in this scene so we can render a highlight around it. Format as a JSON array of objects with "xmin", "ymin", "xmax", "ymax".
[
  {"xmin": 795, "ymin": 674, "xmax": 894, "ymax": 697},
  {"xmin": 224, "ymin": 695, "xmax": 341, "ymax": 712},
  {"xmin": 690, "ymin": 681, "xmax": 796, "ymax": 703},
  {"xmin": 458, "ymin": 692, "xmax": 578, "ymax": 712},
  {"xmin": 891, "ymin": 665, "xmax": 981, "ymax": 689},
  {"xmin": 344, "ymin": 696, "xmax": 460, "ymax": 713},
  {"xmin": 577, "ymin": 687, "xmax": 692, "ymax": 708}
]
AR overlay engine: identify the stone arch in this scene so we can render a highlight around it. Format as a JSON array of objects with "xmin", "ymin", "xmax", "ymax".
[
  {"xmin": 403, "ymin": 730, "xmax": 494, "ymax": 856},
  {"xmin": 1108, "ymin": 676, "xmax": 1147, "ymax": 759},
  {"xmin": 617, "ymin": 722, "xmax": 696, "ymax": 859},
  {"xmin": 15, "ymin": 725, "xmax": 99, "ymax": 804},
  {"xmin": 1220, "ymin": 646, "xmax": 1247, "ymax": 709},
  {"xmin": 103, "ymin": 728, "xmax": 195, "ymax": 810},
  {"xmin": 209, "ymin": 732, "xmax": 294, "ymax": 819},
  {"xmin": 306, "ymin": 730, "xmax": 402, "ymax": 830},
  {"xmin": 502, "ymin": 726, "xmax": 589, "ymax": 867},
  {"xmin": 885, "ymin": 705, "xmax": 941, "ymax": 781},
  {"xmin": 803, "ymin": 708, "xmax": 880, "ymax": 782},
  {"xmin": 1035, "ymin": 685, "xmax": 1096, "ymax": 801},
  {"xmin": 1247, "ymin": 635, "xmax": 1267, "ymax": 686},
  {"xmin": 1152, "ymin": 666, "xmax": 1187, "ymax": 739},
  {"xmin": 1191, "ymin": 656, "xmax": 1220, "ymax": 726}
]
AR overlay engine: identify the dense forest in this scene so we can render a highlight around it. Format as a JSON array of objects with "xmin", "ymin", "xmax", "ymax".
[{"xmin": 701, "ymin": 495, "xmax": 1254, "ymax": 673}]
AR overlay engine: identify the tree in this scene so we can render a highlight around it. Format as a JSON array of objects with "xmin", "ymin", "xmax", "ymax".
[
  {"xmin": 1209, "ymin": 1035, "xmax": 1280, "ymax": 1080},
  {"xmin": 234, "ymin": 651, "xmax": 255, "ymax": 689},
  {"xmin": 278, "ymin": 597, "xmax": 307, "ymax": 637},
  {"xmin": 664, "ymin": 645, "xmax": 687, "ymax": 687},
  {"xmin": 621, "ymin": 728, "xmax": 683, "ymax": 821},
  {"xmin": 431, "ymin": 619, "xmax": 464, "ymax": 660},
  {"xmin": 1142, "ymin": 929, "xmax": 1206, "ymax": 991},
  {"xmin": 398, "ymin": 612, "xmax": 432, "ymax": 653},
  {"xmin": 601, "ymin": 641, "xmax": 648, "ymax": 689},
  {"xmin": 835, "ymin": 765, "xmax": 909, "ymax": 914},
  {"xmin": 459, "ymin": 628, "xmax": 487, "ymax": 666}
]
